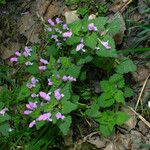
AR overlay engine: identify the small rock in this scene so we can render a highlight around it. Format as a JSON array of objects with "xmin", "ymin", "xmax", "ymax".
[
  {"xmin": 64, "ymin": 11, "xmax": 79, "ymax": 24},
  {"xmin": 0, "ymin": 42, "xmax": 22, "ymax": 60},
  {"xmin": 138, "ymin": 120, "xmax": 149, "ymax": 135},
  {"xmin": 121, "ymin": 107, "xmax": 137, "ymax": 131},
  {"xmin": 104, "ymin": 143, "xmax": 115, "ymax": 150},
  {"xmin": 132, "ymin": 67, "xmax": 149, "ymax": 83},
  {"xmin": 19, "ymin": 13, "xmax": 42, "ymax": 43},
  {"xmin": 44, "ymin": 0, "xmax": 68, "ymax": 21}
]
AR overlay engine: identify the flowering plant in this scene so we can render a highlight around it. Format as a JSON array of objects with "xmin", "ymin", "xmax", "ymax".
[{"xmin": 9, "ymin": 16, "xmax": 137, "ymax": 137}]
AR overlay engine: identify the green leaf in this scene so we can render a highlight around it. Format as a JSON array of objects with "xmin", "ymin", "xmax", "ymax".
[
  {"xmin": 93, "ymin": 17, "xmax": 107, "ymax": 30},
  {"xmin": 99, "ymin": 124, "xmax": 114, "ymax": 137},
  {"xmin": 116, "ymin": 58, "xmax": 137, "ymax": 74},
  {"xmin": 115, "ymin": 112, "xmax": 130, "ymax": 125},
  {"xmin": 66, "ymin": 65, "xmax": 81, "ymax": 78},
  {"xmin": 98, "ymin": 93, "xmax": 115, "ymax": 108},
  {"xmin": 17, "ymin": 84, "xmax": 30, "ymax": 101},
  {"xmin": 124, "ymin": 86, "xmax": 133, "ymax": 98},
  {"xmin": 61, "ymin": 84, "xmax": 71, "ymax": 101},
  {"xmin": 0, "ymin": 123, "xmax": 10, "ymax": 136},
  {"xmin": 106, "ymin": 18, "xmax": 121, "ymax": 35},
  {"xmin": 77, "ymin": 55, "xmax": 93, "ymax": 65},
  {"xmin": 96, "ymin": 35, "xmax": 117, "ymax": 57},
  {"xmin": 61, "ymin": 101, "xmax": 78, "ymax": 114},
  {"xmin": 46, "ymin": 44, "xmax": 57, "ymax": 56},
  {"xmin": 59, "ymin": 116, "xmax": 72, "ymax": 135},
  {"xmin": 26, "ymin": 63, "xmax": 39, "ymax": 75},
  {"xmin": 66, "ymin": 36, "xmax": 80, "ymax": 45},
  {"xmin": 60, "ymin": 57, "xmax": 71, "ymax": 68},
  {"xmin": 0, "ymin": 114, "xmax": 10, "ymax": 123},
  {"xmin": 84, "ymin": 32, "xmax": 98, "ymax": 49},
  {"xmin": 85, "ymin": 102, "xmax": 100, "ymax": 118},
  {"xmin": 0, "ymin": 102, "xmax": 4, "ymax": 110},
  {"xmin": 114, "ymin": 90, "xmax": 125, "ymax": 103},
  {"xmin": 77, "ymin": 7, "xmax": 88, "ymax": 16},
  {"xmin": 100, "ymin": 80, "xmax": 114, "ymax": 92},
  {"xmin": 69, "ymin": 20, "xmax": 82, "ymax": 34}
]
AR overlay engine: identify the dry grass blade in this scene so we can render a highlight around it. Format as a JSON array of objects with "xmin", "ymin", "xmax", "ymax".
[
  {"xmin": 128, "ymin": 106, "xmax": 150, "ymax": 128},
  {"xmin": 135, "ymin": 74, "xmax": 150, "ymax": 110}
]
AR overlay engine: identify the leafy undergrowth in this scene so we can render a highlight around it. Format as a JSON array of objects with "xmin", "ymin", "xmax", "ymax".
[{"xmin": 0, "ymin": 12, "xmax": 139, "ymax": 149}]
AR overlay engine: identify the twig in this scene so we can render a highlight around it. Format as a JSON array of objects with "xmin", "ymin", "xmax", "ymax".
[
  {"xmin": 120, "ymin": 0, "xmax": 134, "ymax": 13},
  {"xmin": 135, "ymin": 74, "xmax": 150, "ymax": 110},
  {"xmin": 128, "ymin": 106, "xmax": 150, "ymax": 128}
]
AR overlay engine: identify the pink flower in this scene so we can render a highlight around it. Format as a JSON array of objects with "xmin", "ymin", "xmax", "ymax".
[
  {"xmin": 36, "ymin": 112, "xmax": 52, "ymax": 121},
  {"xmin": 48, "ymin": 79, "xmax": 53, "ymax": 86},
  {"xmin": 56, "ymin": 112, "xmax": 65, "ymax": 120},
  {"xmin": 39, "ymin": 91, "xmax": 50, "ymax": 101},
  {"xmin": 48, "ymin": 19, "xmax": 55, "ymax": 26},
  {"xmin": 54, "ymin": 89, "xmax": 64, "ymax": 100},
  {"xmin": 56, "ymin": 75, "xmax": 61, "ymax": 79},
  {"xmin": 31, "ymin": 77, "xmax": 38, "ymax": 85},
  {"xmin": 24, "ymin": 110, "xmax": 32, "ymax": 115},
  {"xmin": 29, "ymin": 120, "xmax": 36, "ymax": 128},
  {"xmin": 76, "ymin": 43, "xmax": 84, "ymax": 51},
  {"xmin": 62, "ymin": 76, "xmax": 68, "ymax": 81},
  {"xmin": 68, "ymin": 76, "xmax": 76, "ymax": 81},
  {"xmin": 100, "ymin": 41, "xmax": 111, "ymax": 49},
  {"xmin": 15, "ymin": 51, "xmax": 21, "ymax": 56},
  {"xmin": 25, "ymin": 46, "xmax": 32, "ymax": 53},
  {"xmin": 0, "ymin": 108, "xmax": 8, "ymax": 116},
  {"xmin": 63, "ymin": 24, "xmax": 68, "ymax": 30},
  {"xmin": 23, "ymin": 51, "xmax": 31, "ymax": 57},
  {"xmin": 55, "ymin": 17, "xmax": 62, "ymax": 24},
  {"xmin": 39, "ymin": 66, "xmax": 46, "ymax": 71},
  {"xmin": 51, "ymin": 35, "xmax": 58, "ymax": 39},
  {"xmin": 47, "ymin": 28, "xmax": 52, "ymax": 32},
  {"xmin": 88, "ymin": 23, "xmax": 97, "ymax": 31},
  {"xmin": 26, "ymin": 102, "xmax": 37, "ymax": 110},
  {"xmin": 31, "ymin": 93, "xmax": 38, "ymax": 98},
  {"xmin": 10, "ymin": 57, "xmax": 18, "ymax": 62},
  {"xmin": 62, "ymin": 31, "xmax": 72, "ymax": 38},
  {"xmin": 40, "ymin": 58, "xmax": 49, "ymax": 65},
  {"xmin": 25, "ymin": 61, "xmax": 33, "ymax": 66}
]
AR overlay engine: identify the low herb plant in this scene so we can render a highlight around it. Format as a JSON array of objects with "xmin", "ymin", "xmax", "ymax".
[{"xmin": 1, "ymin": 16, "xmax": 137, "ymax": 143}]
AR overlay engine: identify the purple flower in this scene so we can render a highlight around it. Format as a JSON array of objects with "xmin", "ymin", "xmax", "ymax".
[
  {"xmin": 48, "ymin": 19, "xmax": 55, "ymax": 26},
  {"xmin": 31, "ymin": 93, "xmax": 38, "ymax": 98},
  {"xmin": 0, "ymin": 108, "xmax": 8, "ymax": 116},
  {"xmin": 54, "ymin": 89, "xmax": 64, "ymax": 100},
  {"xmin": 23, "ymin": 51, "xmax": 31, "ymax": 57},
  {"xmin": 68, "ymin": 76, "xmax": 76, "ymax": 81},
  {"xmin": 48, "ymin": 79, "xmax": 53, "ymax": 86},
  {"xmin": 56, "ymin": 112, "xmax": 65, "ymax": 120},
  {"xmin": 25, "ymin": 61, "xmax": 33, "ymax": 66},
  {"xmin": 63, "ymin": 24, "xmax": 68, "ymax": 30},
  {"xmin": 51, "ymin": 35, "xmax": 58, "ymax": 39},
  {"xmin": 26, "ymin": 83, "xmax": 35, "ymax": 89},
  {"xmin": 36, "ymin": 112, "xmax": 52, "ymax": 121},
  {"xmin": 15, "ymin": 51, "xmax": 21, "ymax": 57},
  {"xmin": 39, "ymin": 91, "xmax": 50, "ymax": 101},
  {"xmin": 24, "ymin": 110, "xmax": 32, "ymax": 115},
  {"xmin": 10, "ymin": 57, "xmax": 18, "ymax": 62},
  {"xmin": 76, "ymin": 43, "xmax": 84, "ymax": 51},
  {"xmin": 62, "ymin": 76, "xmax": 68, "ymax": 81},
  {"xmin": 55, "ymin": 17, "xmax": 62, "ymax": 24},
  {"xmin": 80, "ymin": 38, "xmax": 84, "ymax": 43},
  {"xmin": 29, "ymin": 120, "xmax": 36, "ymax": 128},
  {"xmin": 40, "ymin": 58, "xmax": 49, "ymax": 65},
  {"xmin": 31, "ymin": 77, "xmax": 38, "ymax": 85},
  {"xmin": 40, "ymin": 102, "xmax": 44, "ymax": 106},
  {"xmin": 47, "ymin": 28, "xmax": 52, "ymax": 32},
  {"xmin": 25, "ymin": 46, "xmax": 32, "ymax": 53},
  {"xmin": 56, "ymin": 75, "xmax": 61, "ymax": 79},
  {"xmin": 39, "ymin": 66, "xmax": 46, "ymax": 71},
  {"xmin": 55, "ymin": 28, "xmax": 62, "ymax": 34},
  {"xmin": 88, "ymin": 23, "xmax": 97, "ymax": 31},
  {"xmin": 26, "ymin": 102, "xmax": 37, "ymax": 110},
  {"xmin": 101, "ymin": 41, "xmax": 111, "ymax": 49},
  {"xmin": 62, "ymin": 31, "xmax": 72, "ymax": 38}
]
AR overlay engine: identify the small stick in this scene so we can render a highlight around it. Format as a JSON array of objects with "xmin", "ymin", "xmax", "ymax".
[
  {"xmin": 135, "ymin": 74, "xmax": 150, "ymax": 110},
  {"xmin": 128, "ymin": 106, "xmax": 150, "ymax": 128}
]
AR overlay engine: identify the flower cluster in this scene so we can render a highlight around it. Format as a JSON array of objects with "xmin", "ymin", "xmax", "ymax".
[
  {"xmin": 26, "ymin": 77, "xmax": 39, "ymax": 89},
  {"xmin": 39, "ymin": 58, "xmax": 49, "ymax": 71}
]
